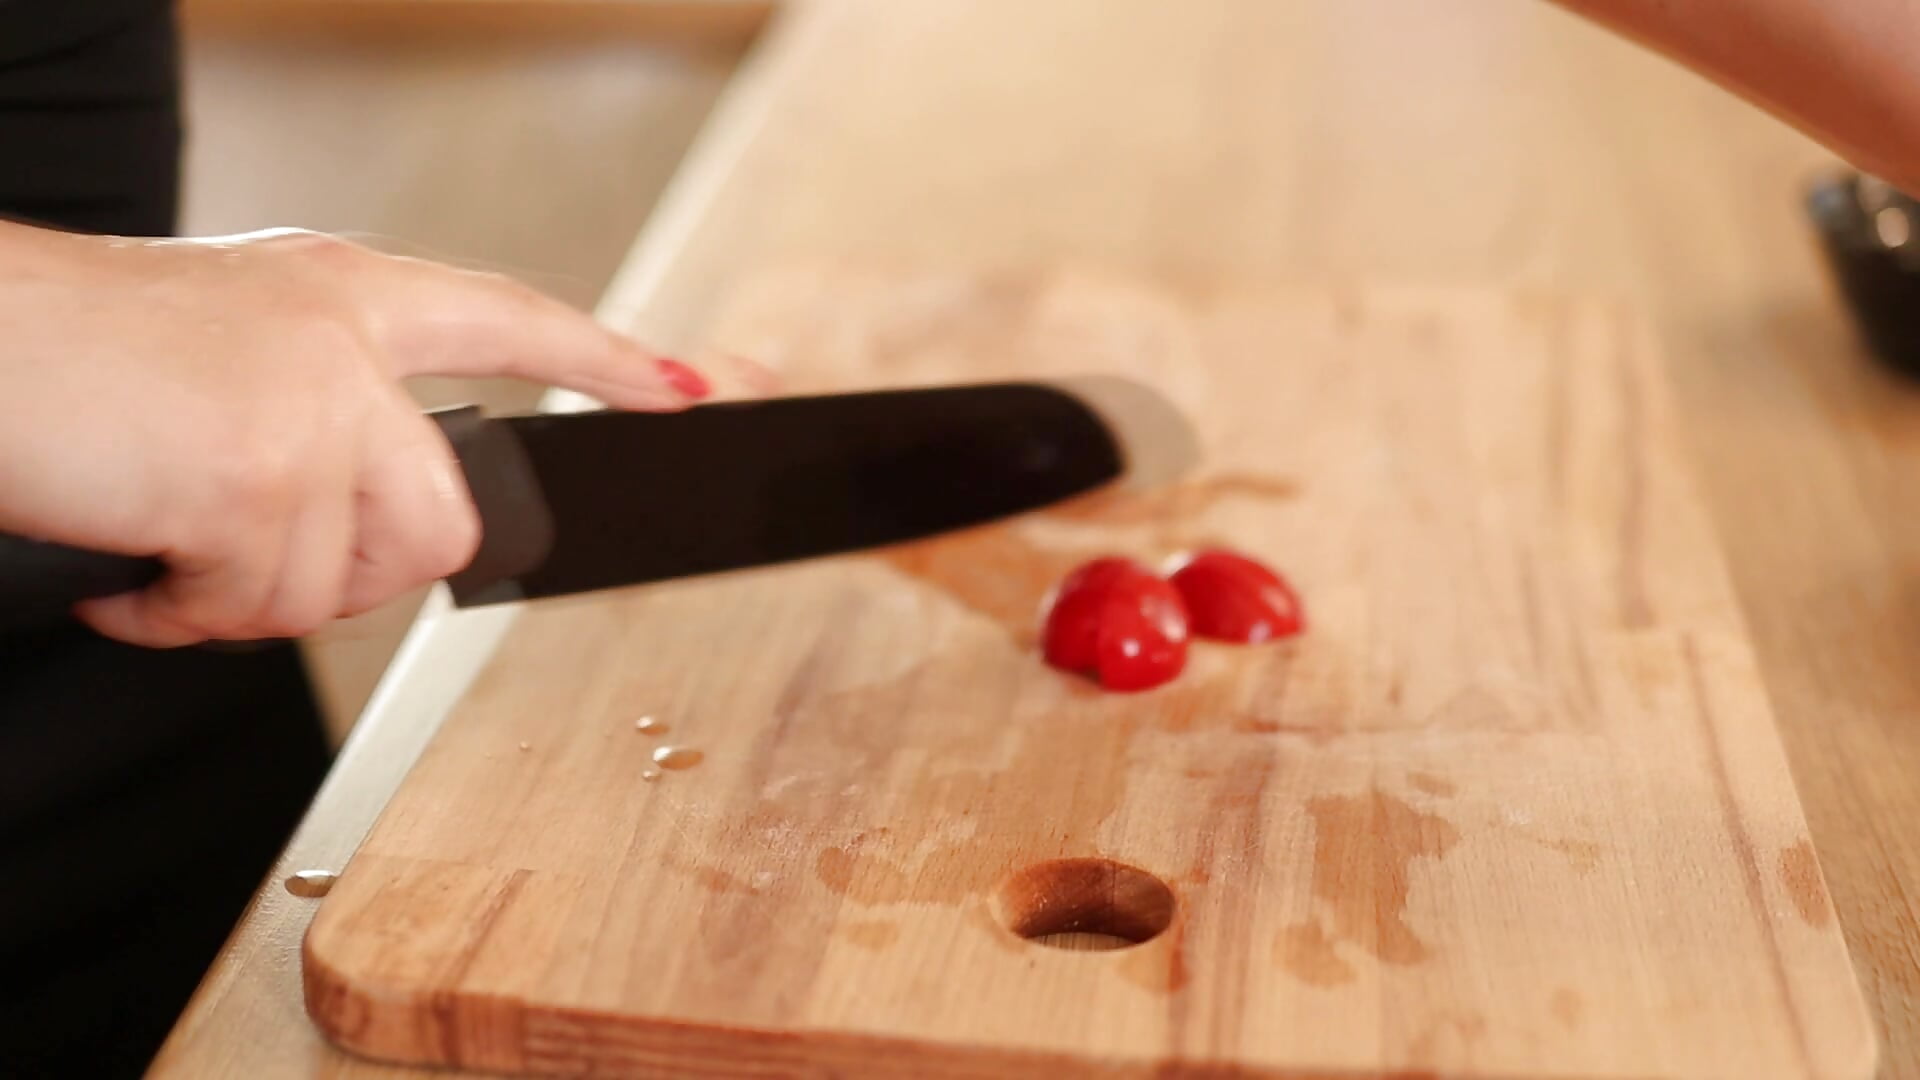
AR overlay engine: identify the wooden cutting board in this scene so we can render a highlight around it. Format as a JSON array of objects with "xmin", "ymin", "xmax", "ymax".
[{"xmin": 303, "ymin": 269, "xmax": 1876, "ymax": 1079}]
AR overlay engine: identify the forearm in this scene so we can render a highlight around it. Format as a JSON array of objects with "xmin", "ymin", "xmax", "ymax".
[{"xmin": 1555, "ymin": 0, "xmax": 1920, "ymax": 190}]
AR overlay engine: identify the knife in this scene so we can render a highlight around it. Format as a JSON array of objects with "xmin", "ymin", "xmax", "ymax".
[{"xmin": 0, "ymin": 377, "xmax": 1194, "ymax": 630}]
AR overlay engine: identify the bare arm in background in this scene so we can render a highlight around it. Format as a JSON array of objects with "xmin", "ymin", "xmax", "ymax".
[{"xmin": 1557, "ymin": 0, "xmax": 1920, "ymax": 190}]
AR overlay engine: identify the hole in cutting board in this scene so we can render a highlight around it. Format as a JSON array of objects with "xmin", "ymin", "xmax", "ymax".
[{"xmin": 994, "ymin": 858, "xmax": 1174, "ymax": 951}]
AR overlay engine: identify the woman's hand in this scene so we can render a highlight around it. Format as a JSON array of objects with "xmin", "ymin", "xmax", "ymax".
[{"xmin": 0, "ymin": 223, "xmax": 707, "ymax": 647}]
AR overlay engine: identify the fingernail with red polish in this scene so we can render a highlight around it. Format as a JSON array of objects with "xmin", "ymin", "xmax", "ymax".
[{"xmin": 656, "ymin": 358, "xmax": 711, "ymax": 401}]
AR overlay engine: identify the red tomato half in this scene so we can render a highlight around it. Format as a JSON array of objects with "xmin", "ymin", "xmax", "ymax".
[
  {"xmin": 1166, "ymin": 549, "xmax": 1304, "ymax": 643},
  {"xmin": 1042, "ymin": 557, "xmax": 1189, "ymax": 691}
]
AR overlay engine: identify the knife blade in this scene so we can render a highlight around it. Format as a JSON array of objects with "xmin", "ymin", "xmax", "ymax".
[{"xmin": 0, "ymin": 378, "xmax": 1194, "ymax": 629}]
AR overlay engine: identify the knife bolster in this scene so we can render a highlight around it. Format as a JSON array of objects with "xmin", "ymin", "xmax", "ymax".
[{"xmin": 432, "ymin": 406, "xmax": 556, "ymax": 607}]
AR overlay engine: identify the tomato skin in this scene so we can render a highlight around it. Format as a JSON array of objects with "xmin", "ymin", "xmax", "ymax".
[
  {"xmin": 1166, "ymin": 549, "xmax": 1304, "ymax": 643},
  {"xmin": 1042, "ymin": 558, "xmax": 1189, "ymax": 691}
]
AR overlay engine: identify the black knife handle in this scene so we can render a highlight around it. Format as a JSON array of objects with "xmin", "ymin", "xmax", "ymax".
[
  {"xmin": 0, "ymin": 535, "xmax": 163, "ymax": 628},
  {"xmin": 0, "ymin": 407, "xmax": 543, "ymax": 634}
]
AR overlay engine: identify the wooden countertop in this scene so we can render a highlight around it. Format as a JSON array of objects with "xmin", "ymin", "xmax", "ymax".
[{"xmin": 150, "ymin": 1, "xmax": 1920, "ymax": 1076}]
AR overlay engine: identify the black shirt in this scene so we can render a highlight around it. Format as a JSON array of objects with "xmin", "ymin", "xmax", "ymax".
[
  {"xmin": 0, "ymin": 7, "xmax": 333, "ymax": 1076},
  {"xmin": 0, "ymin": 0, "xmax": 179, "ymax": 233},
  {"xmin": 0, "ymin": 0, "xmax": 168, "ymax": 66}
]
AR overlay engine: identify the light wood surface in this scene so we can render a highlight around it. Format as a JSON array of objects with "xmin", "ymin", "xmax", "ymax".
[
  {"xmin": 154, "ymin": 0, "xmax": 1920, "ymax": 1076},
  {"xmin": 303, "ymin": 274, "xmax": 1873, "ymax": 1078}
]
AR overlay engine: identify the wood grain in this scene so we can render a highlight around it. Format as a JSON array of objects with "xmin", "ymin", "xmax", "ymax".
[
  {"xmin": 155, "ymin": 1, "xmax": 1920, "ymax": 1076},
  {"xmin": 302, "ymin": 273, "xmax": 1873, "ymax": 1078}
]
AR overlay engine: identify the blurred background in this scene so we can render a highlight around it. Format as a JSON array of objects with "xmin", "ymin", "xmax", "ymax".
[{"xmin": 179, "ymin": 0, "xmax": 755, "ymax": 738}]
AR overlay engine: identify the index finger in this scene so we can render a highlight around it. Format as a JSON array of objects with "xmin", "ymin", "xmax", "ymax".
[{"xmin": 356, "ymin": 257, "xmax": 709, "ymax": 411}]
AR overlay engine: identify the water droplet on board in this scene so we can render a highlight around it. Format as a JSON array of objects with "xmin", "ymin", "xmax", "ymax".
[
  {"xmin": 640, "ymin": 768, "xmax": 663, "ymax": 782},
  {"xmin": 635, "ymin": 716, "xmax": 669, "ymax": 735},
  {"xmin": 284, "ymin": 869, "xmax": 337, "ymax": 898},
  {"xmin": 651, "ymin": 746, "xmax": 704, "ymax": 770}
]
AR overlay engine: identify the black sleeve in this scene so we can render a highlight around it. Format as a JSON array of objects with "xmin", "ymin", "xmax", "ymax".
[
  {"xmin": 0, "ymin": 7, "xmax": 333, "ymax": 1078},
  {"xmin": 0, "ymin": 0, "xmax": 180, "ymax": 235}
]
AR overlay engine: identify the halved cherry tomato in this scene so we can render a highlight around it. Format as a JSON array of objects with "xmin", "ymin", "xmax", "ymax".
[
  {"xmin": 1166, "ymin": 549, "xmax": 1304, "ymax": 643},
  {"xmin": 1042, "ymin": 557, "xmax": 1189, "ymax": 691}
]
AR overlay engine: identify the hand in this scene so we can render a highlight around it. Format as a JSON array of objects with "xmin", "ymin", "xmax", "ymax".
[{"xmin": 0, "ymin": 224, "xmax": 708, "ymax": 647}]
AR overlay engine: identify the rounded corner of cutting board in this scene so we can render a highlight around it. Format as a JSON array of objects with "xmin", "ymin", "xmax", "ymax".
[{"xmin": 298, "ymin": 910, "xmax": 444, "ymax": 1067}]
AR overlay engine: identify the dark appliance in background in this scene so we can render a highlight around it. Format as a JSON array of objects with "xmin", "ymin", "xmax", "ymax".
[{"xmin": 1809, "ymin": 171, "xmax": 1920, "ymax": 378}]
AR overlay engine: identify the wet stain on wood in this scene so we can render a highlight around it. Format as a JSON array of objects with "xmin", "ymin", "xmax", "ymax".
[
  {"xmin": 1531, "ymin": 835, "xmax": 1603, "ymax": 875},
  {"xmin": 1118, "ymin": 929, "xmax": 1191, "ymax": 994},
  {"xmin": 802, "ymin": 682, "xmax": 1151, "ymax": 914},
  {"xmin": 878, "ymin": 470, "xmax": 1300, "ymax": 640},
  {"xmin": 1301, "ymin": 789, "xmax": 1461, "ymax": 966},
  {"xmin": 877, "ymin": 524, "xmax": 1093, "ymax": 642},
  {"xmin": 1551, "ymin": 986, "xmax": 1584, "ymax": 1029},
  {"xmin": 1779, "ymin": 840, "xmax": 1834, "ymax": 927},
  {"xmin": 1407, "ymin": 1010, "xmax": 1489, "ymax": 1063},
  {"xmin": 1273, "ymin": 921, "xmax": 1355, "ymax": 987},
  {"xmin": 1048, "ymin": 471, "xmax": 1301, "ymax": 527},
  {"xmin": 695, "ymin": 866, "xmax": 755, "ymax": 896}
]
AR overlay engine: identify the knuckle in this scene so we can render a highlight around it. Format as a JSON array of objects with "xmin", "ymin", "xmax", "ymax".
[
  {"xmin": 286, "ymin": 303, "xmax": 375, "ymax": 379},
  {"xmin": 468, "ymin": 268, "xmax": 553, "ymax": 317},
  {"xmin": 187, "ymin": 601, "xmax": 254, "ymax": 640},
  {"xmin": 401, "ymin": 436, "xmax": 482, "ymax": 581},
  {"xmin": 201, "ymin": 359, "xmax": 365, "ymax": 529},
  {"xmin": 269, "ymin": 228, "xmax": 364, "ymax": 266},
  {"xmin": 250, "ymin": 589, "xmax": 335, "ymax": 639},
  {"xmin": 211, "ymin": 442, "xmax": 292, "ymax": 515}
]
